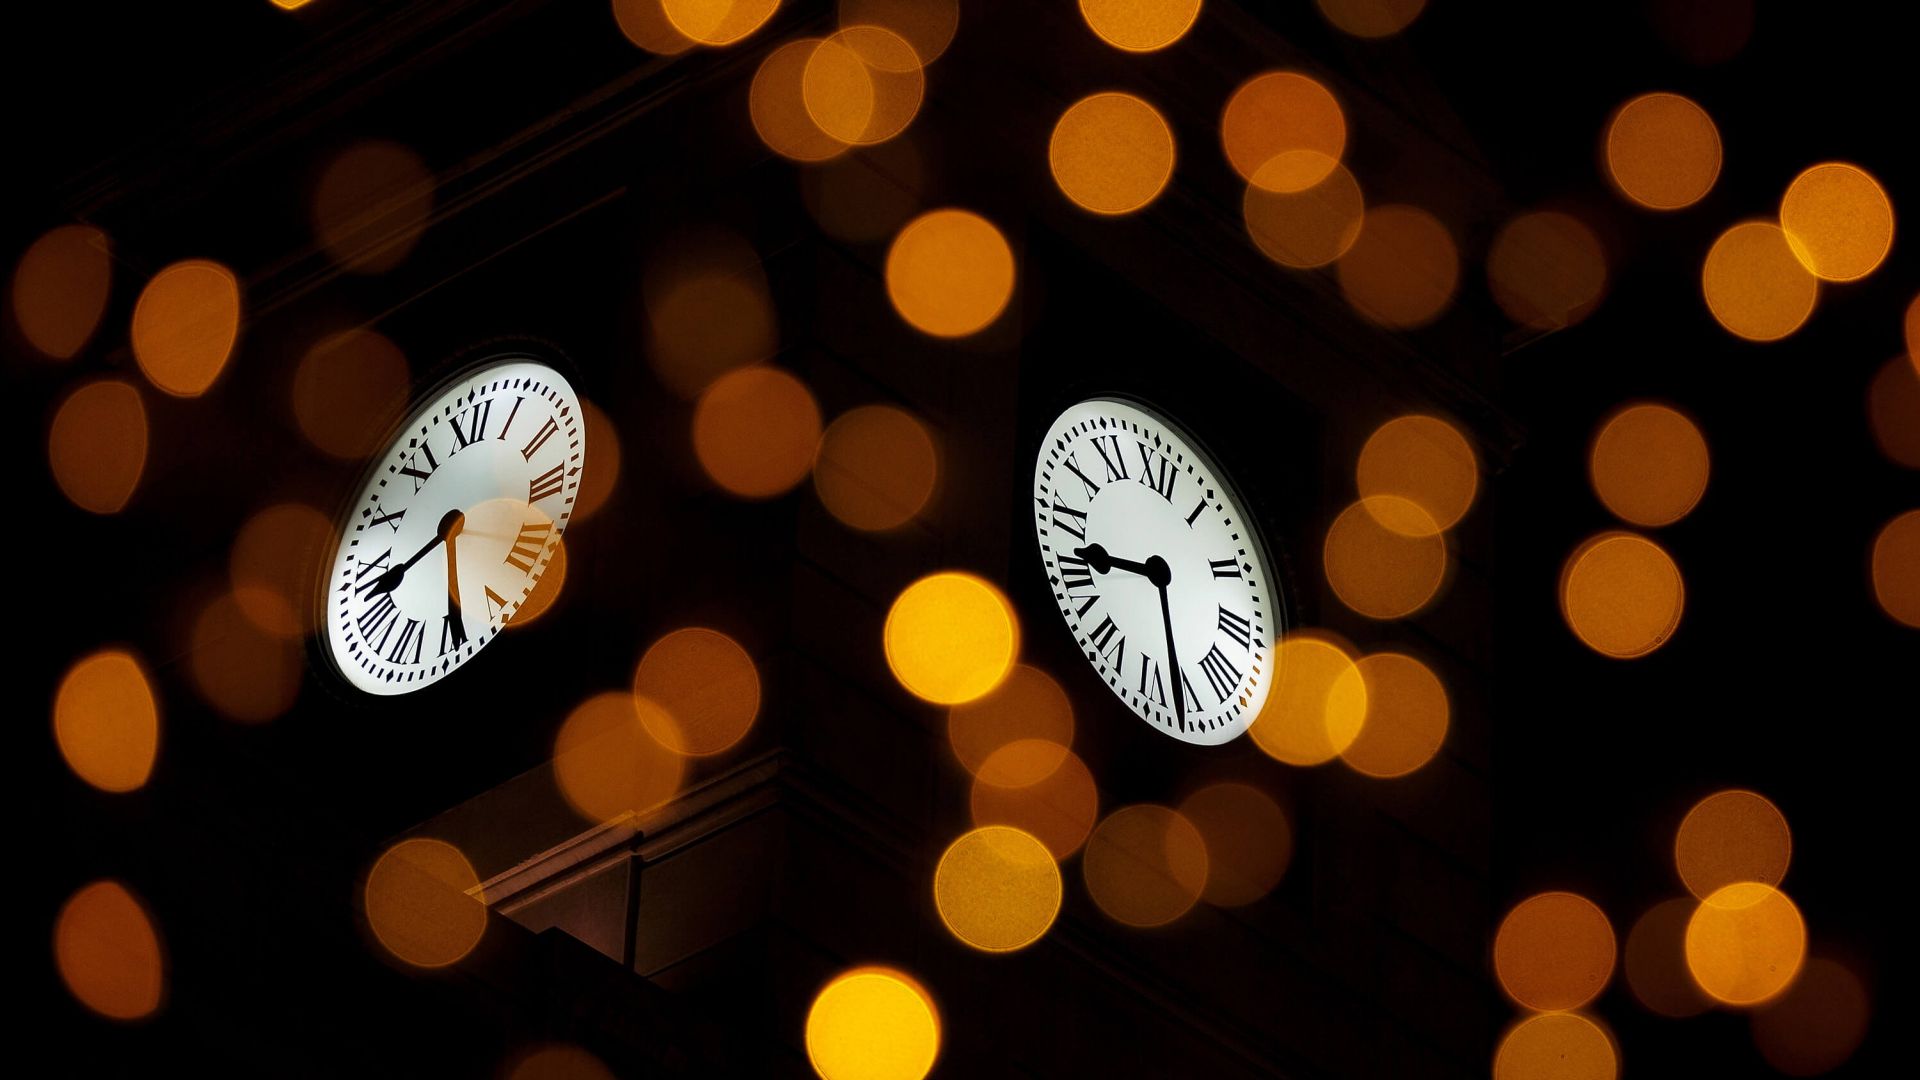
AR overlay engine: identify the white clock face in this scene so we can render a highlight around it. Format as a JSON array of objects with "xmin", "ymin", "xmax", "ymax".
[
  {"xmin": 1033, "ymin": 397, "xmax": 1280, "ymax": 745},
  {"xmin": 323, "ymin": 357, "xmax": 582, "ymax": 695}
]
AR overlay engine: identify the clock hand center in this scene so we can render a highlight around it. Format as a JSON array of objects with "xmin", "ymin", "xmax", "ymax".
[
  {"xmin": 1073, "ymin": 545, "xmax": 1173, "ymax": 588},
  {"xmin": 369, "ymin": 508, "xmax": 467, "ymax": 596}
]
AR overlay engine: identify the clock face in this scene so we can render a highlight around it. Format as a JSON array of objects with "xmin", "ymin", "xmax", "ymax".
[
  {"xmin": 322, "ymin": 356, "xmax": 582, "ymax": 696},
  {"xmin": 1032, "ymin": 397, "xmax": 1281, "ymax": 745}
]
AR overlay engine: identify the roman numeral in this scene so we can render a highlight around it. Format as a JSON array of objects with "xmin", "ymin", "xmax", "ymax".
[
  {"xmin": 1091, "ymin": 434, "xmax": 1128, "ymax": 482},
  {"xmin": 1186, "ymin": 497, "xmax": 1208, "ymax": 527},
  {"xmin": 521, "ymin": 416, "xmax": 560, "ymax": 462},
  {"xmin": 1049, "ymin": 499, "xmax": 1089, "ymax": 541},
  {"xmin": 1063, "ymin": 452, "xmax": 1101, "ymax": 500},
  {"xmin": 1135, "ymin": 443, "xmax": 1175, "ymax": 502},
  {"xmin": 1210, "ymin": 557, "xmax": 1243, "ymax": 579},
  {"xmin": 386, "ymin": 619, "xmax": 424, "ymax": 665},
  {"xmin": 1137, "ymin": 654, "xmax": 1167, "ymax": 707},
  {"xmin": 449, "ymin": 398, "xmax": 493, "ymax": 449},
  {"xmin": 504, "ymin": 521, "xmax": 552, "ymax": 574},
  {"xmin": 496, "ymin": 396, "xmax": 525, "ymax": 441},
  {"xmin": 1197, "ymin": 644, "xmax": 1242, "ymax": 703},
  {"xmin": 439, "ymin": 614, "xmax": 466, "ymax": 656},
  {"xmin": 398, "ymin": 441, "xmax": 439, "ymax": 492},
  {"xmin": 1218, "ymin": 606, "xmax": 1253, "ymax": 651},
  {"xmin": 353, "ymin": 548, "xmax": 392, "ymax": 597},
  {"xmin": 484, "ymin": 586, "xmax": 509, "ymax": 622},
  {"xmin": 357, "ymin": 592, "xmax": 400, "ymax": 653},
  {"xmin": 1179, "ymin": 670, "xmax": 1203, "ymax": 714},
  {"xmin": 528, "ymin": 463, "xmax": 566, "ymax": 504},
  {"xmin": 1088, "ymin": 616, "xmax": 1126, "ymax": 670},
  {"xmin": 369, "ymin": 506, "xmax": 406, "ymax": 532}
]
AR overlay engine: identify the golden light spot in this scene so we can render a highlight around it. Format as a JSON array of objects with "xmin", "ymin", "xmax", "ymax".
[
  {"xmin": 1082, "ymin": 804, "xmax": 1209, "ymax": 928},
  {"xmin": 613, "ymin": 0, "xmax": 695, "ymax": 55},
  {"xmin": 364, "ymin": 838, "xmax": 487, "ymax": 968},
  {"xmin": 803, "ymin": 26, "xmax": 925, "ymax": 146},
  {"xmin": 1178, "ymin": 782, "xmax": 1290, "ymax": 906},
  {"xmin": 1675, "ymin": 789, "xmax": 1791, "ymax": 899},
  {"xmin": 553, "ymin": 691, "xmax": 686, "ymax": 824},
  {"xmin": 1248, "ymin": 632, "xmax": 1368, "ymax": 766},
  {"xmin": 661, "ymin": 0, "xmax": 779, "ymax": 46},
  {"xmin": 291, "ymin": 329, "xmax": 410, "ymax": 461},
  {"xmin": 633, "ymin": 627, "xmax": 761, "ymax": 756},
  {"xmin": 1686, "ymin": 882, "xmax": 1806, "ymax": 1006},
  {"xmin": 644, "ymin": 244, "xmax": 777, "ymax": 400},
  {"xmin": 752, "ymin": 39, "xmax": 851, "ymax": 163},
  {"xmin": 1336, "ymin": 204, "xmax": 1459, "ymax": 329},
  {"xmin": 54, "ymin": 650, "xmax": 159, "ymax": 794},
  {"xmin": 1244, "ymin": 156, "xmax": 1364, "ymax": 268},
  {"xmin": 1323, "ymin": 497, "xmax": 1448, "ymax": 619},
  {"xmin": 271, "ymin": 0, "xmax": 316, "ymax": 9},
  {"xmin": 1751, "ymin": 957, "xmax": 1871, "ymax": 1076},
  {"xmin": 841, "ymin": 0, "xmax": 959, "ymax": 64},
  {"xmin": 49, "ymin": 379, "xmax": 148, "ymax": 514},
  {"xmin": 1906, "ymin": 293, "xmax": 1919, "ymax": 372},
  {"xmin": 806, "ymin": 967, "xmax": 941, "ymax": 1080},
  {"xmin": 1624, "ymin": 898, "xmax": 1712, "ymax": 1018},
  {"xmin": 1560, "ymin": 532, "xmax": 1684, "ymax": 658},
  {"xmin": 932, "ymin": 826, "xmax": 1062, "ymax": 952},
  {"xmin": 1079, "ymin": 0, "xmax": 1201, "ymax": 52},
  {"xmin": 229, "ymin": 502, "xmax": 331, "ymax": 638},
  {"xmin": 884, "ymin": 571, "xmax": 1019, "ymax": 705},
  {"xmin": 970, "ymin": 742, "xmax": 1099, "ymax": 859},
  {"xmin": 190, "ymin": 592, "xmax": 302, "ymax": 722},
  {"xmin": 1649, "ymin": 0, "xmax": 1752, "ymax": 66},
  {"xmin": 1494, "ymin": 891, "xmax": 1617, "ymax": 1011},
  {"xmin": 1334, "ymin": 651, "xmax": 1447, "ymax": 778},
  {"xmin": 55, "ymin": 880, "xmax": 165, "ymax": 1020},
  {"xmin": 12, "ymin": 224, "xmax": 110, "ymax": 359},
  {"xmin": 1604, "ymin": 93, "xmax": 1722, "ymax": 210},
  {"xmin": 802, "ymin": 137, "xmax": 926, "ymax": 244},
  {"xmin": 1486, "ymin": 211, "xmax": 1608, "ymax": 330},
  {"xmin": 312, "ymin": 141, "xmax": 432, "ymax": 274},
  {"xmin": 1702, "ymin": 220, "xmax": 1818, "ymax": 341},
  {"xmin": 1356, "ymin": 414, "xmax": 1477, "ymax": 535},
  {"xmin": 885, "ymin": 209, "xmax": 1015, "ymax": 338},
  {"xmin": 1779, "ymin": 162, "xmax": 1894, "ymax": 281},
  {"xmin": 504, "ymin": 536, "xmax": 566, "ymax": 626},
  {"xmin": 947, "ymin": 664, "xmax": 1073, "ymax": 782},
  {"xmin": 131, "ymin": 259, "xmax": 241, "ymax": 397},
  {"xmin": 692, "ymin": 366, "xmax": 822, "ymax": 498},
  {"xmin": 1048, "ymin": 93, "xmax": 1176, "ymax": 216},
  {"xmin": 1589, "ymin": 403, "xmax": 1710, "ymax": 527},
  {"xmin": 814, "ymin": 404, "xmax": 939, "ymax": 531},
  {"xmin": 1872, "ymin": 510, "xmax": 1920, "ymax": 627},
  {"xmin": 1492, "ymin": 1013, "xmax": 1617, "ymax": 1080},
  {"xmin": 1315, "ymin": 0, "xmax": 1425, "ymax": 38},
  {"xmin": 575, "ymin": 398, "xmax": 622, "ymax": 521},
  {"xmin": 505, "ymin": 1044, "xmax": 617, "ymax": 1080},
  {"xmin": 1868, "ymin": 355, "xmax": 1920, "ymax": 468},
  {"xmin": 1221, "ymin": 72, "xmax": 1345, "ymax": 192}
]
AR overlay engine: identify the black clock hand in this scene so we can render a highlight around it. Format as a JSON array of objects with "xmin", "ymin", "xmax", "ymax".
[
  {"xmin": 1157, "ymin": 575, "xmax": 1185, "ymax": 729},
  {"xmin": 369, "ymin": 509, "xmax": 465, "ymax": 596},
  {"xmin": 443, "ymin": 527, "xmax": 468, "ymax": 647},
  {"xmin": 1074, "ymin": 544, "xmax": 1172, "ymax": 587}
]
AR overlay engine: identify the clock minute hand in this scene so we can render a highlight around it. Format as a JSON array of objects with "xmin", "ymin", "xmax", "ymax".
[
  {"xmin": 369, "ymin": 509, "xmax": 465, "ymax": 596},
  {"xmin": 443, "ymin": 526, "xmax": 468, "ymax": 648}
]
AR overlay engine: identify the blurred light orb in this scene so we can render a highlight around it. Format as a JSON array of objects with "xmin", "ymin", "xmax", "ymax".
[
  {"xmin": 884, "ymin": 572, "xmax": 1019, "ymax": 705},
  {"xmin": 1560, "ymin": 532, "xmax": 1683, "ymax": 658},
  {"xmin": 803, "ymin": 26, "xmax": 925, "ymax": 146},
  {"xmin": 1905, "ymin": 293, "xmax": 1919, "ymax": 371},
  {"xmin": 1493, "ymin": 891, "xmax": 1617, "ymax": 1011},
  {"xmin": 1315, "ymin": 0, "xmax": 1425, "ymax": 38},
  {"xmin": 840, "ymin": 0, "xmax": 960, "ymax": 64},
  {"xmin": 1079, "ymin": 0, "xmax": 1201, "ymax": 52},
  {"xmin": 292, "ymin": 329, "xmax": 410, "ymax": 461},
  {"xmin": 364, "ymin": 838, "xmax": 487, "ymax": 968},
  {"xmin": 1048, "ymin": 92, "xmax": 1176, "ymax": 216},
  {"xmin": 12, "ymin": 224, "xmax": 111, "ymax": 359},
  {"xmin": 970, "ymin": 743, "xmax": 1099, "ymax": 859},
  {"xmin": 1589, "ymin": 403, "xmax": 1709, "ymax": 526},
  {"xmin": 806, "ymin": 967, "xmax": 941, "ymax": 1080},
  {"xmin": 644, "ymin": 240, "xmax": 778, "ymax": 399},
  {"xmin": 633, "ymin": 627, "xmax": 761, "ymax": 756},
  {"xmin": 1868, "ymin": 355, "xmax": 1920, "ymax": 468},
  {"xmin": 506, "ymin": 1044, "xmax": 617, "ymax": 1080},
  {"xmin": 1604, "ymin": 93, "xmax": 1722, "ymax": 210},
  {"xmin": 693, "ymin": 367, "xmax": 823, "ymax": 498},
  {"xmin": 1702, "ymin": 220, "xmax": 1818, "ymax": 342},
  {"xmin": 814, "ymin": 404, "xmax": 939, "ymax": 531},
  {"xmin": 312, "ymin": 141, "xmax": 432, "ymax": 274},
  {"xmin": 190, "ymin": 592, "xmax": 303, "ymax": 722},
  {"xmin": 1323, "ymin": 496, "xmax": 1448, "ymax": 619},
  {"xmin": 947, "ymin": 664, "xmax": 1073, "ymax": 783},
  {"xmin": 1220, "ymin": 72, "xmax": 1345, "ymax": 193},
  {"xmin": 1872, "ymin": 510, "xmax": 1920, "ymax": 627},
  {"xmin": 1779, "ymin": 162, "xmax": 1894, "ymax": 282},
  {"xmin": 230, "ymin": 502, "xmax": 332, "ymax": 638},
  {"xmin": 802, "ymin": 138, "xmax": 927, "ymax": 244},
  {"xmin": 613, "ymin": 0, "xmax": 696, "ymax": 55},
  {"xmin": 1685, "ymin": 882, "xmax": 1806, "ymax": 1006},
  {"xmin": 1082, "ymin": 804, "xmax": 1209, "ymax": 928},
  {"xmin": 49, "ymin": 379, "xmax": 148, "ymax": 515},
  {"xmin": 1334, "ymin": 651, "xmax": 1448, "ymax": 778},
  {"xmin": 55, "ymin": 650, "xmax": 159, "ymax": 794},
  {"xmin": 1356, "ymin": 414, "xmax": 1477, "ymax": 535},
  {"xmin": 1487, "ymin": 211, "xmax": 1607, "ymax": 330},
  {"xmin": 1493, "ymin": 1013, "xmax": 1617, "ymax": 1080},
  {"xmin": 1750, "ymin": 957, "xmax": 1871, "ymax": 1076},
  {"xmin": 885, "ymin": 209, "xmax": 1015, "ymax": 338},
  {"xmin": 575, "ymin": 398, "xmax": 622, "ymax": 521},
  {"xmin": 1336, "ymin": 204, "xmax": 1459, "ymax": 329},
  {"xmin": 932, "ymin": 826, "xmax": 1062, "ymax": 952},
  {"xmin": 1178, "ymin": 781, "xmax": 1291, "ymax": 906},
  {"xmin": 752, "ymin": 39, "xmax": 851, "ymax": 163},
  {"xmin": 552, "ymin": 691, "xmax": 686, "ymax": 823},
  {"xmin": 55, "ymin": 880, "xmax": 165, "ymax": 1020},
  {"xmin": 1243, "ymin": 155, "xmax": 1365, "ymax": 268},
  {"xmin": 132, "ymin": 259, "xmax": 241, "ymax": 397},
  {"xmin": 1624, "ymin": 897, "xmax": 1712, "ymax": 1018},
  {"xmin": 1675, "ymin": 788, "xmax": 1791, "ymax": 899},
  {"xmin": 1248, "ymin": 632, "xmax": 1367, "ymax": 765},
  {"xmin": 504, "ymin": 535, "xmax": 566, "ymax": 626},
  {"xmin": 661, "ymin": 0, "xmax": 779, "ymax": 45}
]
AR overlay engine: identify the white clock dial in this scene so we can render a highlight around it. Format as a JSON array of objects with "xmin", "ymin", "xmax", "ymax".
[
  {"xmin": 322, "ymin": 356, "xmax": 582, "ymax": 696},
  {"xmin": 1033, "ymin": 397, "xmax": 1281, "ymax": 745}
]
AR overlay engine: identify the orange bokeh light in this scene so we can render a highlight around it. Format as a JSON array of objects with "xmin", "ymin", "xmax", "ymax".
[
  {"xmin": 230, "ymin": 502, "xmax": 332, "ymax": 640},
  {"xmin": 1220, "ymin": 72, "xmax": 1346, "ymax": 193},
  {"xmin": 1048, "ymin": 92, "xmax": 1176, "ymax": 216},
  {"xmin": 505, "ymin": 1044, "xmax": 617, "ymax": 1080},
  {"xmin": 1624, "ymin": 897, "xmax": 1711, "ymax": 1018},
  {"xmin": 661, "ymin": 0, "xmax": 779, "ymax": 46},
  {"xmin": 612, "ymin": 0, "xmax": 696, "ymax": 55},
  {"xmin": 947, "ymin": 663, "xmax": 1073, "ymax": 783},
  {"xmin": 633, "ymin": 627, "xmax": 761, "ymax": 756},
  {"xmin": 814, "ymin": 404, "xmax": 939, "ymax": 531},
  {"xmin": 12, "ymin": 223, "xmax": 111, "ymax": 359},
  {"xmin": 1336, "ymin": 204, "xmax": 1459, "ymax": 329},
  {"xmin": 970, "ymin": 741, "xmax": 1099, "ymax": 859},
  {"xmin": 841, "ymin": 0, "xmax": 960, "ymax": 64},
  {"xmin": 1082, "ymin": 804, "xmax": 1209, "ymax": 928},
  {"xmin": 1334, "ymin": 651, "xmax": 1448, "ymax": 778},
  {"xmin": 1905, "ymin": 293, "xmax": 1918, "ymax": 372},
  {"xmin": 553, "ymin": 691, "xmax": 686, "ymax": 824},
  {"xmin": 1355, "ymin": 414, "xmax": 1477, "ymax": 535},
  {"xmin": 312, "ymin": 141, "xmax": 433, "ymax": 274},
  {"xmin": 49, "ymin": 379, "xmax": 148, "ymax": 515},
  {"xmin": 1872, "ymin": 510, "xmax": 1920, "ymax": 627},
  {"xmin": 1674, "ymin": 788, "xmax": 1791, "ymax": 899},
  {"xmin": 1560, "ymin": 531, "xmax": 1684, "ymax": 658},
  {"xmin": 884, "ymin": 571, "xmax": 1020, "ymax": 705},
  {"xmin": 1323, "ymin": 496, "xmax": 1448, "ymax": 619},
  {"xmin": 189, "ymin": 592, "xmax": 303, "ymax": 722},
  {"xmin": 932, "ymin": 825, "xmax": 1062, "ymax": 953},
  {"xmin": 1702, "ymin": 220, "xmax": 1818, "ymax": 342},
  {"xmin": 1868, "ymin": 355, "xmax": 1920, "ymax": 468},
  {"xmin": 1589, "ymin": 403, "xmax": 1709, "ymax": 527},
  {"xmin": 1248, "ymin": 632, "xmax": 1367, "ymax": 766},
  {"xmin": 1750, "ymin": 957, "xmax": 1871, "ymax": 1076},
  {"xmin": 1078, "ymin": 0, "xmax": 1201, "ymax": 52},
  {"xmin": 132, "ymin": 259, "xmax": 241, "ymax": 397},
  {"xmin": 806, "ymin": 966, "xmax": 941, "ymax": 1080},
  {"xmin": 292, "ymin": 329, "xmax": 410, "ymax": 461},
  {"xmin": 885, "ymin": 209, "xmax": 1015, "ymax": 338},
  {"xmin": 643, "ymin": 234, "xmax": 778, "ymax": 399},
  {"xmin": 1685, "ymin": 882, "xmax": 1806, "ymax": 1006},
  {"xmin": 1243, "ymin": 156, "xmax": 1365, "ymax": 268},
  {"xmin": 55, "ymin": 880, "xmax": 166, "ymax": 1021},
  {"xmin": 1492, "ymin": 1013, "xmax": 1616, "ymax": 1080},
  {"xmin": 574, "ymin": 398, "xmax": 622, "ymax": 521},
  {"xmin": 1604, "ymin": 92, "xmax": 1722, "ymax": 210},
  {"xmin": 1178, "ymin": 781, "xmax": 1290, "ymax": 906},
  {"xmin": 803, "ymin": 26, "xmax": 925, "ymax": 146},
  {"xmin": 1493, "ymin": 891, "xmax": 1617, "ymax": 1011},
  {"xmin": 504, "ymin": 535, "xmax": 567, "ymax": 627},
  {"xmin": 751, "ymin": 38, "xmax": 850, "ymax": 163},
  {"xmin": 364, "ymin": 837, "xmax": 487, "ymax": 968},
  {"xmin": 1779, "ymin": 162, "xmax": 1894, "ymax": 282},
  {"xmin": 54, "ymin": 649, "xmax": 160, "ymax": 794},
  {"xmin": 1486, "ymin": 211, "xmax": 1608, "ymax": 331},
  {"xmin": 1315, "ymin": 0, "xmax": 1425, "ymax": 38},
  {"xmin": 692, "ymin": 366, "xmax": 822, "ymax": 498}
]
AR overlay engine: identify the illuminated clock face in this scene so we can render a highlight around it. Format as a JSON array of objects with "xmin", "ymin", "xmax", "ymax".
[
  {"xmin": 322, "ymin": 356, "xmax": 582, "ymax": 695},
  {"xmin": 1032, "ymin": 397, "xmax": 1280, "ymax": 745}
]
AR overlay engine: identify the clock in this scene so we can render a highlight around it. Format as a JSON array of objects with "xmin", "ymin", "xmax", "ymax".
[
  {"xmin": 321, "ymin": 352, "xmax": 583, "ymax": 695},
  {"xmin": 1032, "ymin": 397, "xmax": 1281, "ymax": 745}
]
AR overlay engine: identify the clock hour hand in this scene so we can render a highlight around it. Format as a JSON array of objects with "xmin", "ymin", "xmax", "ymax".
[
  {"xmin": 368, "ymin": 509, "xmax": 465, "ymax": 596},
  {"xmin": 1074, "ymin": 544, "xmax": 1172, "ymax": 588}
]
